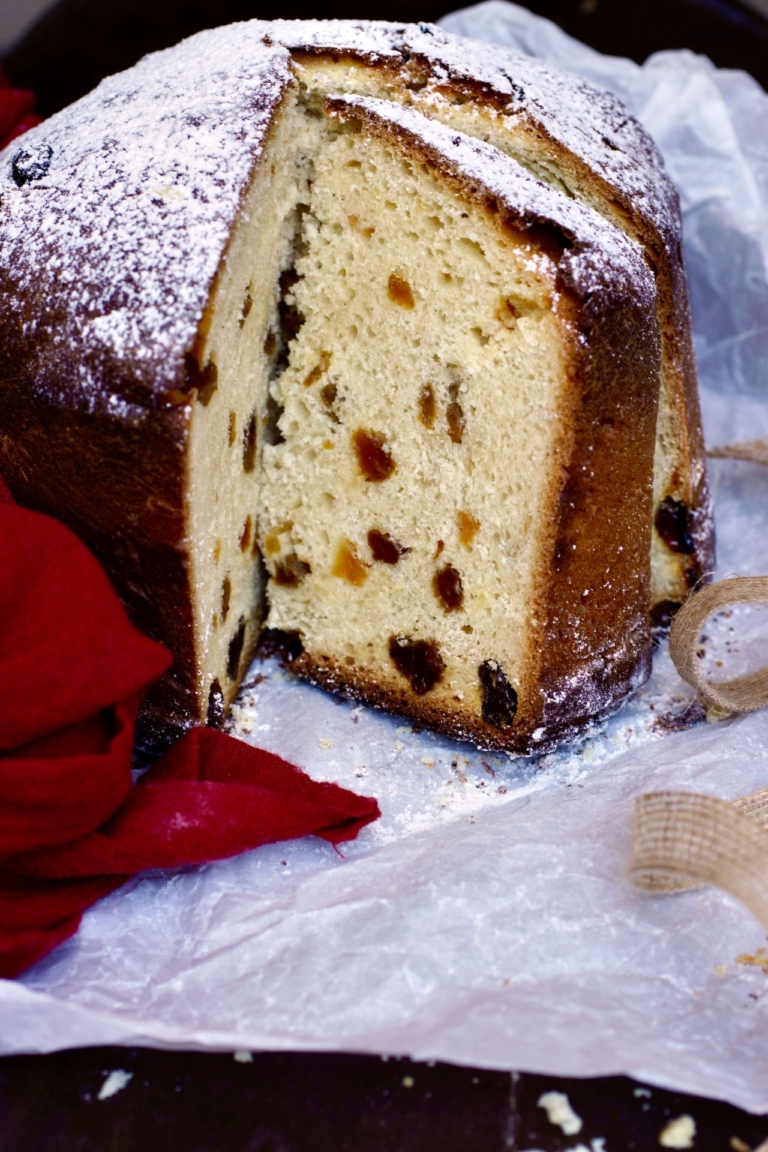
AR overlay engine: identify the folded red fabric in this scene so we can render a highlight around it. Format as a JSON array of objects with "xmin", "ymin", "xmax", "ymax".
[
  {"xmin": 0, "ymin": 496, "xmax": 379, "ymax": 977},
  {"xmin": 0, "ymin": 68, "xmax": 41, "ymax": 150}
]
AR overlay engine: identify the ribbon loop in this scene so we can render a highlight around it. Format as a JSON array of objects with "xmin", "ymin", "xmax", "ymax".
[
  {"xmin": 629, "ymin": 790, "xmax": 768, "ymax": 929},
  {"xmin": 630, "ymin": 577, "xmax": 768, "ymax": 931},
  {"xmin": 709, "ymin": 436, "xmax": 768, "ymax": 466},
  {"xmin": 668, "ymin": 576, "xmax": 768, "ymax": 716}
]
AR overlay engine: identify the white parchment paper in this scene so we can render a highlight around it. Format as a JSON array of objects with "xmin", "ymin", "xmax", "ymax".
[{"xmin": 3, "ymin": 2, "xmax": 768, "ymax": 1113}]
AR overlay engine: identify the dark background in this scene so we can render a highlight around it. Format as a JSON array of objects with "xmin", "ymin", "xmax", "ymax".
[
  {"xmin": 2, "ymin": 0, "xmax": 768, "ymax": 1147},
  {"xmin": 3, "ymin": 0, "xmax": 768, "ymax": 120}
]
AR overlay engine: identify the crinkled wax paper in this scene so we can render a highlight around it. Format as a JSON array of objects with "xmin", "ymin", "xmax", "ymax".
[{"xmin": 3, "ymin": 0, "xmax": 768, "ymax": 1114}]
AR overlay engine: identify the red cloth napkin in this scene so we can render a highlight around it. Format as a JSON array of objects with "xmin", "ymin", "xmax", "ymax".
[
  {"xmin": 0, "ymin": 490, "xmax": 380, "ymax": 977},
  {"xmin": 0, "ymin": 68, "xmax": 41, "ymax": 150}
]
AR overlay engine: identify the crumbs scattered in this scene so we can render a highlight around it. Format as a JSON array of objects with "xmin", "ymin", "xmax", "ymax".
[
  {"xmin": 736, "ymin": 949, "xmax": 768, "ymax": 970},
  {"xmin": 97, "ymin": 1070, "xmax": 133, "ymax": 1101},
  {"xmin": 537, "ymin": 1090, "xmax": 582, "ymax": 1135},
  {"xmin": 659, "ymin": 1114, "xmax": 696, "ymax": 1148},
  {"xmin": 318, "ymin": 737, "xmax": 333, "ymax": 749},
  {"xmin": 652, "ymin": 702, "xmax": 707, "ymax": 734}
]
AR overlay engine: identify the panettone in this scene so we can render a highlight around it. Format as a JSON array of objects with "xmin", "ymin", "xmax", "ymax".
[{"xmin": 0, "ymin": 21, "xmax": 702, "ymax": 754}]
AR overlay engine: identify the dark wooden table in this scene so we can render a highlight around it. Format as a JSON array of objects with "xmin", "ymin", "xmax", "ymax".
[
  {"xmin": 3, "ymin": 1, "xmax": 768, "ymax": 1146},
  {"xmin": 1, "ymin": 1047, "xmax": 767, "ymax": 1150}
]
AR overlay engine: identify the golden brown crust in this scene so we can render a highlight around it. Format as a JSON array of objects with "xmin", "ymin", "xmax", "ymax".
[
  {"xmin": 532, "ymin": 270, "xmax": 659, "ymax": 737},
  {"xmin": 0, "ymin": 382, "xmax": 198, "ymax": 753}
]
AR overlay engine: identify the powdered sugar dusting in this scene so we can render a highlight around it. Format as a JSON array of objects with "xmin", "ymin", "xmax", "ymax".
[
  {"xmin": 266, "ymin": 19, "xmax": 678, "ymax": 248},
  {"xmin": 0, "ymin": 26, "xmax": 292, "ymax": 414},
  {"xmin": 404, "ymin": 23, "xmax": 676, "ymax": 236},
  {"xmin": 0, "ymin": 18, "xmax": 667, "ymax": 417}
]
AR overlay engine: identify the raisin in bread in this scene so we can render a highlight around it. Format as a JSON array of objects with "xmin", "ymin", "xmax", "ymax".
[{"xmin": 0, "ymin": 21, "xmax": 666, "ymax": 753}]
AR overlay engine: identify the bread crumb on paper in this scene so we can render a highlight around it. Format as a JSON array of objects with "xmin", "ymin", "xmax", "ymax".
[
  {"xmin": 97, "ymin": 1069, "xmax": 133, "ymax": 1101},
  {"xmin": 537, "ymin": 1090, "xmax": 583, "ymax": 1135},
  {"xmin": 659, "ymin": 1114, "xmax": 696, "ymax": 1148},
  {"xmin": 736, "ymin": 949, "xmax": 768, "ymax": 970}
]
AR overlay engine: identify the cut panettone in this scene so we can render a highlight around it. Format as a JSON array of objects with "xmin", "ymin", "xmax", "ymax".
[
  {"xmin": 262, "ymin": 20, "xmax": 714, "ymax": 623},
  {"xmin": 0, "ymin": 22, "xmax": 674, "ymax": 753},
  {"xmin": 258, "ymin": 94, "xmax": 660, "ymax": 750}
]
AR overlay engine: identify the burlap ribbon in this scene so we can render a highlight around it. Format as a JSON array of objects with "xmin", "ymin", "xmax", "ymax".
[
  {"xmin": 709, "ymin": 435, "xmax": 768, "ymax": 466},
  {"xmin": 629, "ymin": 577, "xmax": 768, "ymax": 927}
]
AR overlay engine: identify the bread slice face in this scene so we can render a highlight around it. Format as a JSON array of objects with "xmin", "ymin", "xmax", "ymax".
[
  {"xmin": 184, "ymin": 91, "xmax": 317, "ymax": 728},
  {"xmin": 258, "ymin": 95, "xmax": 660, "ymax": 752},
  {"xmin": 263, "ymin": 20, "xmax": 714, "ymax": 624}
]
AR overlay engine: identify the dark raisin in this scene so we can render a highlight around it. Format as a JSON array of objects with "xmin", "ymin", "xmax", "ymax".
[
  {"xmin": 240, "ymin": 516, "xmax": 252, "ymax": 552},
  {"xmin": 418, "ymin": 384, "xmax": 436, "ymax": 428},
  {"xmin": 352, "ymin": 429, "xmax": 395, "ymax": 481},
  {"xmin": 655, "ymin": 497, "xmax": 694, "ymax": 554},
  {"xmin": 243, "ymin": 412, "xmax": 257, "ymax": 473},
  {"xmin": 388, "ymin": 273, "xmax": 415, "ymax": 309},
  {"xmin": 446, "ymin": 383, "xmax": 465, "ymax": 444},
  {"xmin": 196, "ymin": 361, "xmax": 218, "ymax": 406},
  {"xmin": 389, "ymin": 636, "xmax": 445, "ymax": 695},
  {"xmin": 478, "ymin": 660, "xmax": 518, "ymax": 729},
  {"xmin": 320, "ymin": 382, "xmax": 340, "ymax": 423},
  {"xmin": 221, "ymin": 575, "xmax": 231, "ymax": 622},
  {"xmin": 274, "ymin": 554, "xmax": 311, "ymax": 586},
  {"xmin": 11, "ymin": 142, "xmax": 52, "ymax": 187},
  {"xmin": 184, "ymin": 352, "xmax": 217, "ymax": 404},
  {"xmin": 207, "ymin": 678, "xmax": 225, "ymax": 726},
  {"xmin": 320, "ymin": 381, "xmax": 337, "ymax": 407},
  {"xmin": 263, "ymin": 329, "xmax": 277, "ymax": 356},
  {"xmin": 434, "ymin": 564, "xmax": 463, "ymax": 611},
  {"xmin": 228, "ymin": 411, "xmax": 237, "ymax": 446},
  {"xmin": 239, "ymin": 289, "xmax": 253, "ymax": 328},
  {"xmin": 368, "ymin": 529, "xmax": 407, "ymax": 564},
  {"xmin": 227, "ymin": 617, "xmax": 247, "ymax": 680}
]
